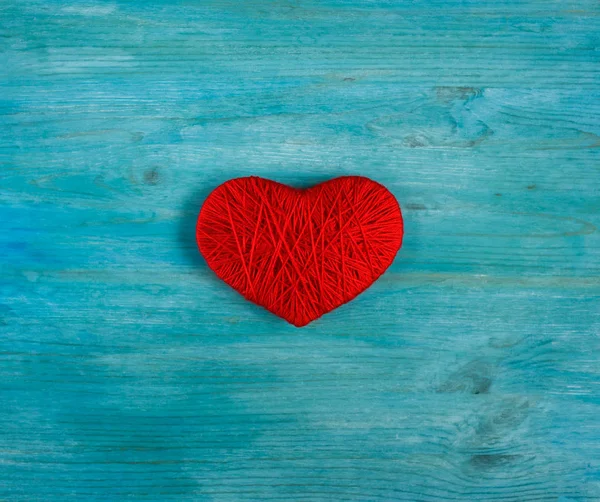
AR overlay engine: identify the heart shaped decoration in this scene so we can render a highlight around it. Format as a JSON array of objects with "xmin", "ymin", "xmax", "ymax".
[{"xmin": 196, "ymin": 176, "xmax": 403, "ymax": 326}]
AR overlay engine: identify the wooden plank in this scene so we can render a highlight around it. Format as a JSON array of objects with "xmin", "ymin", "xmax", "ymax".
[{"xmin": 1, "ymin": 0, "xmax": 599, "ymax": 500}]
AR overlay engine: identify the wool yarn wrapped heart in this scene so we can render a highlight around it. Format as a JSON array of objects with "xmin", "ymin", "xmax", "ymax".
[{"xmin": 196, "ymin": 176, "xmax": 403, "ymax": 327}]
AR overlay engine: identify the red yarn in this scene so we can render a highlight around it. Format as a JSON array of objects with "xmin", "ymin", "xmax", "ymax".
[{"xmin": 196, "ymin": 176, "xmax": 403, "ymax": 327}]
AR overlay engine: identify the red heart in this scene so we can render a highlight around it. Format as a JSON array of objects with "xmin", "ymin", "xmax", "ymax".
[{"xmin": 196, "ymin": 176, "xmax": 403, "ymax": 327}]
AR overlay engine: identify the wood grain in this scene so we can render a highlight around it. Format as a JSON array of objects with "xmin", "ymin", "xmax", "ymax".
[{"xmin": 1, "ymin": 0, "xmax": 599, "ymax": 500}]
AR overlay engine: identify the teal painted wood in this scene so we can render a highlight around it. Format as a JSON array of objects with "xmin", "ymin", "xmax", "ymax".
[{"xmin": 1, "ymin": 0, "xmax": 600, "ymax": 500}]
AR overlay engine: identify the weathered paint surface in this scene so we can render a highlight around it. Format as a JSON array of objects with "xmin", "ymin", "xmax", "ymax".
[{"xmin": 1, "ymin": 0, "xmax": 600, "ymax": 500}]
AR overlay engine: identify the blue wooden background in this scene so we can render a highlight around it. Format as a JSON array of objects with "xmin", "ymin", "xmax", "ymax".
[{"xmin": 2, "ymin": 0, "xmax": 600, "ymax": 500}]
